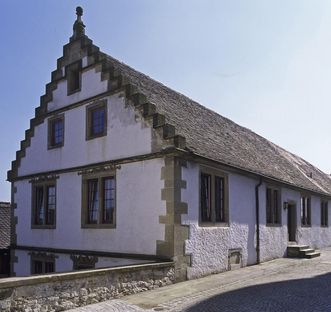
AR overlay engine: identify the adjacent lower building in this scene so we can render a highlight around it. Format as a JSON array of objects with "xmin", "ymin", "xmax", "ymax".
[
  {"xmin": 7, "ymin": 7, "xmax": 331, "ymax": 281},
  {"xmin": 0, "ymin": 202, "xmax": 11, "ymax": 278}
]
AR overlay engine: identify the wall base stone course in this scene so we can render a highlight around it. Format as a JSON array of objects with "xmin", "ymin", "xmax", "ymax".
[{"xmin": 0, "ymin": 262, "xmax": 174, "ymax": 312}]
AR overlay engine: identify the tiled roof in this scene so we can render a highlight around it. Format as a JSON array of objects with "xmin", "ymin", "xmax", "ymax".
[
  {"xmin": 103, "ymin": 53, "xmax": 331, "ymax": 196},
  {"xmin": 0, "ymin": 202, "xmax": 11, "ymax": 249}
]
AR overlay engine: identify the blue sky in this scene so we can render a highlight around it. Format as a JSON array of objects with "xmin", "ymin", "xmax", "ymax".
[{"xmin": 1, "ymin": 0, "xmax": 331, "ymax": 201}]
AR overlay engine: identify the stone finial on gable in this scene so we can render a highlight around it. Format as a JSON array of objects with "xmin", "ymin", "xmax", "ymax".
[{"xmin": 70, "ymin": 6, "xmax": 86, "ymax": 42}]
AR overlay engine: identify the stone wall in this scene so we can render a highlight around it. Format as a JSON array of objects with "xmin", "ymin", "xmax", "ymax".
[{"xmin": 0, "ymin": 262, "xmax": 174, "ymax": 312}]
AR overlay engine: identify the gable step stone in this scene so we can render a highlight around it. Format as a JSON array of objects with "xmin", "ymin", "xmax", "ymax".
[{"xmin": 153, "ymin": 113, "xmax": 166, "ymax": 128}]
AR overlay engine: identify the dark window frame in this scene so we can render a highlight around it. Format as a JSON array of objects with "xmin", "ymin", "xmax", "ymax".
[
  {"xmin": 321, "ymin": 199, "xmax": 328, "ymax": 227},
  {"xmin": 30, "ymin": 253, "xmax": 56, "ymax": 275},
  {"xmin": 266, "ymin": 186, "xmax": 281, "ymax": 226},
  {"xmin": 66, "ymin": 61, "xmax": 82, "ymax": 95},
  {"xmin": 86, "ymin": 100, "xmax": 107, "ymax": 140},
  {"xmin": 48, "ymin": 114, "xmax": 64, "ymax": 149},
  {"xmin": 199, "ymin": 166, "xmax": 229, "ymax": 226},
  {"xmin": 301, "ymin": 195, "xmax": 311, "ymax": 227},
  {"xmin": 81, "ymin": 172, "xmax": 116, "ymax": 229},
  {"xmin": 31, "ymin": 181, "xmax": 56, "ymax": 229}
]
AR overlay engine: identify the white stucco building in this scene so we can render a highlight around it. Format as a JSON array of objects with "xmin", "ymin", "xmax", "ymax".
[{"xmin": 8, "ymin": 8, "xmax": 331, "ymax": 281}]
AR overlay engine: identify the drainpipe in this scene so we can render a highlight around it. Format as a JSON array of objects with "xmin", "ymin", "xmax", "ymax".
[{"xmin": 255, "ymin": 177, "xmax": 262, "ymax": 264}]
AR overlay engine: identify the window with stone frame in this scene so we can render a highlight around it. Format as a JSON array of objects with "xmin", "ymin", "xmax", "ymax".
[
  {"xmin": 200, "ymin": 167, "xmax": 228, "ymax": 225},
  {"xmin": 32, "ymin": 181, "xmax": 56, "ymax": 228},
  {"xmin": 86, "ymin": 101, "xmax": 107, "ymax": 140},
  {"xmin": 321, "ymin": 199, "xmax": 328, "ymax": 227},
  {"xmin": 48, "ymin": 115, "xmax": 64, "ymax": 148},
  {"xmin": 66, "ymin": 61, "xmax": 81, "ymax": 94},
  {"xmin": 82, "ymin": 173, "xmax": 116, "ymax": 228},
  {"xmin": 266, "ymin": 186, "xmax": 281, "ymax": 225},
  {"xmin": 301, "ymin": 195, "xmax": 311, "ymax": 226},
  {"xmin": 30, "ymin": 253, "xmax": 55, "ymax": 275}
]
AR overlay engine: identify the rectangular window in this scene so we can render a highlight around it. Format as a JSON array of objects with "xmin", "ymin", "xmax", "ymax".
[
  {"xmin": 32, "ymin": 182, "xmax": 56, "ymax": 228},
  {"xmin": 103, "ymin": 177, "xmax": 115, "ymax": 224},
  {"xmin": 87, "ymin": 179, "xmax": 99, "ymax": 224},
  {"xmin": 86, "ymin": 101, "xmax": 107, "ymax": 140},
  {"xmin": 200, "ymin": 169, "xmax": 228, "ymax": 225},
  {"xmin": 266, "ymin": 187, "xmax": 281, "ymax": 225},
  {"xmin": 32, "ymin": 260, "xmax": 43, "ymax": 274},
  {"xmin": 301, "ymin": 196, "xmax": 311, "ymax": 226},
  {"xmin": 66, "ymin": 61, "xmax": 81, "ymax": 94},
  {"xmin": 82, "ymin": 174, "xmax": 116, "ymax": 228},
  {"xmin": 48, "ymin": 115, "xmax": 64, "ymax": 148},
  {"xmin": 31, "ymin": 254, "xmax": 55, "ymax": 275},
  {"xmin": 321, "ymin": 200, "xmax": 328, "ymax": 227},
  {"xmin": 200, "ymin": 173, "xmax": 211, "ymax": 222}
]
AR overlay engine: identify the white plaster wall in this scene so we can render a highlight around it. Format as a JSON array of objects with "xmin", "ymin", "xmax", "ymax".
[
  {"xmin": 14, "ymin": 249, "xmax": 153, "ymax": 277},
  {"xmin": 182, "ymin": 162, "xmax": 257, "ymax": 279},
  {"xmin": 47, "ymin": 66, "xmax": 108, "ymax": 112},
  {"xmin": 297, "ymin": 195, "xmax": 331, "ymax": 249},
  {"xmin": 181, "ymin": 162, "xmax": 331, "ymax": 280},
  {"xmin": 15, "ymin": 158, "xmax": 165, "ymax": 256},
  {"xmin": 14, "ymin": 250, "xmax": 30, "ymax": 277},
  {"xmin": 18, "ymin": 93, "xmax": 152, "ymax": 176}
]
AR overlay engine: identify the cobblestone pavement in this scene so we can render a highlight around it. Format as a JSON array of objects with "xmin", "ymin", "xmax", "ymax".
[{"xmin": 69, "ymin": 247, "xmax": 331, "ymax": 312}]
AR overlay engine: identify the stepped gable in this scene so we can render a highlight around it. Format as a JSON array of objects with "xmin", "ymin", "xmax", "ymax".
[
  {"xmin": 0, "ymin": 202, "xmax": 11, "ymax": 249},
  {"xmin": 8, "ymin": 7, "xmax": 331, "ymax": 197}
]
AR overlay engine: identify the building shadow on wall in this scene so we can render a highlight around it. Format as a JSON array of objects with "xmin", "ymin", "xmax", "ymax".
[{"xmin": 184, "ymin": 272, "xmax": 331, "ymax": 311}]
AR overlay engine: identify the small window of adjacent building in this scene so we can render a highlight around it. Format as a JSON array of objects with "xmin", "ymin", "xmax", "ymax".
[
  {"xmin": 82, "ymin": 175, "xmax": 116, "ymax": 228},
  {"xmin": 30, "ymin": 253, "xmax": 55, "ymax": 275},
  {"xmin": 301, "ymin": 196, "xmax": 311, "ymax": 226},
  {"xmin": 200, "ymin": 168, "xmax": 228, "ymax": 225},
  {"xmin": 86, "ymin": 101, "xmax": 107, "ymax": 140},
  {"xmin": 66, "ymin": 61, "xmax": 81, "ymax": 94},
  {"xmin": 321, "ymin": 200, "xmax": 328, "ymax": 227},
  {"xmin": 48, "ymin": 115, "xmax": 64, "ymax": 148},
  {"xmin": 266, "ymin": 187, "xmax": 281, "ymax": 225},
  {"xmin": 32, "ymin": 182, "xmax": 56, "ymax": 228}
]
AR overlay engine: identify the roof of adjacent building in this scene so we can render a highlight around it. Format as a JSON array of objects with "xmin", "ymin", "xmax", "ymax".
[{"xmin": 0, "ymin": 202, "xmax": 11, "ymax": 249}]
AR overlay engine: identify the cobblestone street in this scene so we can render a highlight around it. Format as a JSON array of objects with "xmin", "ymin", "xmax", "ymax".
[{"xmin": 69, "ymin": 247, "xmax": 331, "ymax": 312}]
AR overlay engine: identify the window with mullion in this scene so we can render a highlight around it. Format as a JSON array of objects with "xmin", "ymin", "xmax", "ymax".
[
  {"xmin": 33, "ymin": 183, "xmax": 56, "ymax": 227},
  {"xmin": 266, "ymin": 187, "xmax": 280, "ymax": 225},
  {"xmin": 84, "ymin": 175, "xmax": 116, "ymax": 227},
  {"xmin": 31, "ymin": 254, "xmax": 55, "ymax": 275},
  {"xmin": 200, "ymin": 171, "xmax": 228, "ymax": 225}
]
